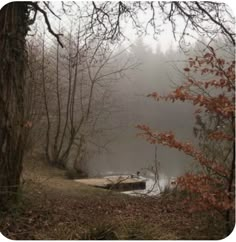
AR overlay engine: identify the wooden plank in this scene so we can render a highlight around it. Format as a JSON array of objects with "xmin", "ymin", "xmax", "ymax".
[{"xmin": 75, "ymin": 176, "xmax": 146, "ymax": 191}]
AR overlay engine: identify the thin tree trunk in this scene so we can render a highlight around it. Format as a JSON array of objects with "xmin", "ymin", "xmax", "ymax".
[
  {"xmin": 225, "ymin": 114, "xmax": 235, "ymax": 235},
  {"xmin": 41, "ymin": 30, "xmax": 52, "ymax": 163},
  {"xmin": 57, "ymin": 30, "xmax": 73, "ymax": 166},
  {"xmin": 53, "ymin": 27, "xmax": 62, "ymax": 162}
]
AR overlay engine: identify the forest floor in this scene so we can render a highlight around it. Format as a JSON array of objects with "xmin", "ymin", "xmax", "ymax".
[{"xmin": 0, "ymin": 156, "xmax": 229, "ymax": 240}]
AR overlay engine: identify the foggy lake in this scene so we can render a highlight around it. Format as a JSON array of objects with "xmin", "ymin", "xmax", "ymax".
[
  {"xmin": 86, "ymin": 42, "xmax": 197, "ymax": 179},
  {"xmin": 1, "ymin": 1, "xmax": 234, "ymax": 240}
]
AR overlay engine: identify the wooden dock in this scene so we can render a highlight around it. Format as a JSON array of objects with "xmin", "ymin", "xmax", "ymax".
[{"xmin": 75, "ymin": 176, "xmax": 146, "ymax": 191}]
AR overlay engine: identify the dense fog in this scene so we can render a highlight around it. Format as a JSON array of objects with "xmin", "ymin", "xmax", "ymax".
[
  {"xmin": 87, "ymin": 39, "xmax": 197, "ymax": 178},
  {"xmin": 1, "ymin": 2, "xmax": 234, "ymax": 239},
  {"xmin": 25, "ymin": 9, "xmax": 234, "ymax": 180}
]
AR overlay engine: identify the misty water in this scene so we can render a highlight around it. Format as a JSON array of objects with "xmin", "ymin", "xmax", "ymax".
[{"xmin": 86, "ymin": 41, "xmax": 197, "ymax": 181}]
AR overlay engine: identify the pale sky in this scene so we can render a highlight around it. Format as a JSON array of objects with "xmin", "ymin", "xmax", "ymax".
[
  {"xmin": 37, "ymin": 1, "xmax": 186, "ymax": 53},
  {"xmin": 0, "ymin": 0, "xmax": 235, "ymax": 53}
]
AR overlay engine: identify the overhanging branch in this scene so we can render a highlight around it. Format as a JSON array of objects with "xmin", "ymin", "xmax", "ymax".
[{"xmin": 29, "ymin": 2, "xmax": 63, "ymax": 48}]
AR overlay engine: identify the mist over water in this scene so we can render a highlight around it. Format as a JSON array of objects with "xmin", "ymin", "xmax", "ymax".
[{"xmin": 87, "ymin": 41, "xmax": 197, "ymax": 178}]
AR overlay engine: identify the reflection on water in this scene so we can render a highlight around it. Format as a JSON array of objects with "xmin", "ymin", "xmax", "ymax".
[
  {"xmin": 122, "ymin": 177, "xmax": 174, "ymax": 196},
  {"xmin": 101, "ymin": 171, "xmax": 177, "ymax": 196}
]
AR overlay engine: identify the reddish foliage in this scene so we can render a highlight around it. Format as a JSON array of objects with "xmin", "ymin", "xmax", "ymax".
[{"xmin": 137, "ymin": 49, "xmax": 235, "ymax": 214}]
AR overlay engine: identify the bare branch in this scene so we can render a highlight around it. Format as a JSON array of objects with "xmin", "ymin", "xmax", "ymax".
[
  {"xmin": 29, "ymin": 2, "xmax": 64, "ymax": 48},
  {"xmin": 195, "ymin": 1, "xmax": 235, "ymax": 46}
]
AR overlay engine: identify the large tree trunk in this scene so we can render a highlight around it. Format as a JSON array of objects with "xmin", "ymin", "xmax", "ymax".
[{"xmin": 0, "ymin": 2, "xmax": 29, "ymax": 208}]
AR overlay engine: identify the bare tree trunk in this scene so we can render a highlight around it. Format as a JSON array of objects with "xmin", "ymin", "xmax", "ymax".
[
  {"xmin": 53, "ymin": 26, "xmax": 62, "ymax": 163},
  {"xmin": 0, "ymin": 2, "xmax": 29, "ymax": 207},
  {"xmin": 56, "ymin": 29, "xmax": 73, "ymax": 167},
  {"xmin": 41, "ymin": 30, "xmax": 51, "ymax": 164},
  {"xmin": 225, "ymin": 114, "xmax": 235, "ymax": 235}
]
